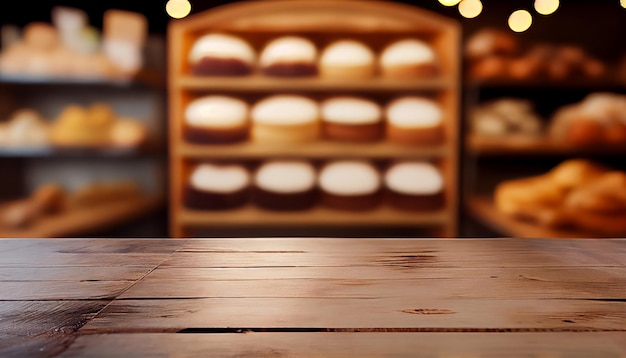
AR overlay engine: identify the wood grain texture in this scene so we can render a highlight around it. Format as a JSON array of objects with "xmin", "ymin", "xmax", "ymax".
[
  {"xmin": 0, "ymin": 301, "xmax": 107, "ymax": 358},
  {"xmin": 81, "ymin": 297, "xmax": 626, "ymax": 333},
  {"xmin": 162, "ymin": 238, "xmax": 626, "ymax": 268},
  {"xmin": 118, "ymin": 267, "xmax": 626, "ymax": 300},
  {"xmin": 0, "ymin": 266, "xmax": 151, "ymax": 282},
  {"xmin": 60, "ymin": 332, "xmax": 626, "ymax": 358}
]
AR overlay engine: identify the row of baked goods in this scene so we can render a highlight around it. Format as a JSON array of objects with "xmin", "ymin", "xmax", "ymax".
[
  {"xmin": 188, "ymin": 33, "xmax": 438, "ymax": 79},
  {"xmin": 471, "ymin": 93, "xmax": 626, "ymax": 145},
  {"xmin": 495, "ymin": 159, "xmax": 626, "ymax": 236},
  {"xmin": 0, "ymin": 104, "xmax": 149, "ymax": 149},
  {"xmin": 185, "ymin": 95, "xmax": 444, "ymax": 145},
  {"xmin": 184, "ymin": 160, "xmax": 445, "ymax": 212},
  {"xmin": 0, "ymin": 7, "xmax": 147, "ymax": 79},
  {"xmin": 0, "ymin": 180, "xmax": 143, "ymax": 230},
  {"xmin": 466, "ymin": 28, "xmax": 606, "ymax": 81}
]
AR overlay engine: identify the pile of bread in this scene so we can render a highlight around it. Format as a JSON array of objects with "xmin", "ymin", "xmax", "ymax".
[
  {"xmin": 495, "ymin": 159, "xmax": 626, "ymax": 236},
  {"xmin": 471, "ymin": 93, "xmax": 626, "ymax": 145},
  {"xmin": 0, "ymin": 7, "xmax": 146, "ymax": 79},
  {"xmin": 470, "ymin": 98, "xmax": 543, "ymax": 138},
  {"xmin": 0, "ymin": 104, "xmax": 148, "ymax": 149},
  {"xmin": 0, "ymin": 181, "xmax": 142, "ymax": 230},
  {"xmin": 184, "ymin": 160, "xmax": 446, "ymax": 213},
  {"xmin": 184, "ymin": 95, "xmax": 445, "ymax": 146},
  {"xmin": 466, "ymin": 28, "xmax": 606, "ymax": 81},
  {"xmin": 187, "ymin": 33, "xmax": 439, "ymax": 79}
]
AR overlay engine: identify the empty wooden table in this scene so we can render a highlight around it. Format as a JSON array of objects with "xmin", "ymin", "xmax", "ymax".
[{"xmin": 1, "ymin": 238, "xmax": 625, "ymax": 357}]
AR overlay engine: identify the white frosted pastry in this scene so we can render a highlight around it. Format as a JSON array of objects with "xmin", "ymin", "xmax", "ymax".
[
  {"xmin": 254, "ymin": 161, "xmax": 317, "ymax": 211},
  {"xmin": 386, "ymin": 97, "xmax": 444, "ymax": 145},
  {"xmin": 184, "ymin": 163, "xmax": 251, "ymax": 210},
  {"xmin": 260, "ymin": 36, "xmax": 318, "ymax": 77},
  {"xmin": 321, "ymin": 97, "xmax": 382, "ymax": 141},
  {"xmin": 188, "ymin": 33, "xmax": 256, "ymax": 76},
  {"xmin": 319, "ymin": 160, "xmax": 381, "ymax": 210},
  {"xmin": 319, "ymin": 40, "xmax": 375, "ymax": 79},
  {"xmin": 184, "ymin": 96, "xmax": 249, "ymax": 144},
  {"xmin": 380, "ymin": 39, "xmax": 438, "ymax": 78},
  {"xmin": 251, "ymin": 95, "xmax": 320, "ymax": 143},
  {"xmin": 385, "ymin": 162, "xmax": 445, "ymax": 211}
]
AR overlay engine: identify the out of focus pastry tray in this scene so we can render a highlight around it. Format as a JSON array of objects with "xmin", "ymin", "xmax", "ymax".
[
  {"xmin": 466, "ymin": 195, "xmax": 621, "ymax": 239},
  {"xmin": 0, "ymin": 195, "xmax": 164, "ymax": 238},
  {"xmin": 467, "ymin": 135, "xmax": 626, "ymax": 156}
]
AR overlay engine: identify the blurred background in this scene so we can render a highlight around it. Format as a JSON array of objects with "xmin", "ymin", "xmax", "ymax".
[{"xmin": 0, "ymin": 0, "xmax": 625, "ymax": 239}]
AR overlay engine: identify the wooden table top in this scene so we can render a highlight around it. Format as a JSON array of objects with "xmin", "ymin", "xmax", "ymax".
[{"xmin": 1, "ymin": 238, "xmax": 625, "ymax": 357}]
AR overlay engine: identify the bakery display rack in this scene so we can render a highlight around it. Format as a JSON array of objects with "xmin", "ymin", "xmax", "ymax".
[
  {"xmin": 463, "ymin": 69, "xmax": 626, "ymax": 238},
  {"xmin": 168, "ymin": 1, "xmax": 461, "ymax": 238}
]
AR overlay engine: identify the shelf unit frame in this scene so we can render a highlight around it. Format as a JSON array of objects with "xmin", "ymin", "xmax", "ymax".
[{"xmin": 168, "ymin": 0, "xmax": 461, "ymax": 238}]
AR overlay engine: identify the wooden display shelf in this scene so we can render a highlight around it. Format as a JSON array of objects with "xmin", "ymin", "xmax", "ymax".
[
  {"xmin": 0, "ymin": 196, "xmax": 164, "ymax": 238},
  {"xmin": 464, "ymin": 77, "xmax": 625, "ymax": 90},
  {"xmin": 168, "ymin": 1, "xmax": 460, "ymax": 238},
  {"xmin": 180, "ymin": 205, "xmax": 448, "ymax": 227},
  {"xmin": 0, "ymin": 69, "xmax": 165, "ymax": 88},
  {"xmin": 180, "ymin": 142, "xmax": 446, "ymax": 159},
  {"xmin": 176, "ymin": 76, "xmax": 452, "ymax": 92},
  {"xmin": 466, "ymin": 196, "xmax": 618, "ymax": 238},
  {"xmin": 0, "ymin": 144, "xmax": 164, "ymax": 158},
  {"xmin": 467, "ymin": 135, "xmax": 626, "ymax": 156}
]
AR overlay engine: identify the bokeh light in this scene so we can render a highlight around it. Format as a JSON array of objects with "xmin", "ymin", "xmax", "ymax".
[
  {"xmin": 509, "ymin": 10, "xmax": 533, "ymax": 32},
  {"xmin": 534, "ymin": 0, "xmax": 560, "ymax": 15},
  {"xmin": 438, "ymin": 0, "xmax": 462, "ymax": 6},
  {"xmin": 458, "ymin": 0, "xmax": 483, "ymax": 18},
  {"xmin": 166, "ymin": 0, "xmax": 191, "ymax": 19}
]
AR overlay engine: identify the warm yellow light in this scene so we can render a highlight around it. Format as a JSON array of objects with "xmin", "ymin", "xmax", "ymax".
[
  {"xmin": 458, "ymin": 0, "xmax": 483, "ymax": 18},
  {"xmin": 166, "ymin": 0, "xmax": 191, "ymax": 19},
  {"xmin": 534, "ymin": 0, "xmax": 560, "ymax": 15},
  {"xmin": 509, "ymin": 10, "xmax": 533, "ymax": 32},
  {"xmin": 439, "ymin": 0, "xmax": 462, "ymax": 6},
  {"xmin": 621, "ymin": 0, "xmax": 626, "ymax": 8}
]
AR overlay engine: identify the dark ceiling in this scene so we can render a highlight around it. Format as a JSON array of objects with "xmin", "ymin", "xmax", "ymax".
[{"xmin": 1, "ymin": 0, "xmax": 624, "ymax": 59}]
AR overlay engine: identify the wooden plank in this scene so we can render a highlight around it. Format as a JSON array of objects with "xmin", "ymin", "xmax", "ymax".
[
  {"xmin": 0, "ymin": 238, "xmax": 184, "ymax": 254},
  {"xmin": 180, "ymin": 207, "xmax": 449, "ymax": 227},
  {"xmin": 140, "ymin": 265, "xmax": 626, "ymax": 282},
  {"xmin": 0, "ymin": 266, "xmax": 151, "ymax": 282},
  {"xmin": 118, "ymin": 267, "xmax": 626, "ymax": 300},
  {"xmin": 80, "ymin": 297, "xmax": 626, "ymax": 333},
  {"xmin": 176, "ymin": 75, "xmax": 452, "ymax": 92},
  {"xmin": 0, "ymin": 301, "xmax": 107, "ymax": 358},
  {"xmin": 0, "ymin": 281, "xmax": 137, "ymax": 300},
  {"xmin": 60, "ymin": 332, "xmax": 626, "ymax": 358},
  {"xmin": 466, "ymin": 196, "xmax": 621, "ymax": 239},
  {"xmin": 0, "ymin": 196, "xmax": 164, "ymax": 238},
  {"xmin": 0, "ymin": 252, "xmax": 173, "ymax": 267},
  {"xmin": 162, "ymin": 241, "xmax": 626, "ymax": 268},
  {"xmin": 180, "ymin": 142, "xmax": 446, "ymax": 160}
]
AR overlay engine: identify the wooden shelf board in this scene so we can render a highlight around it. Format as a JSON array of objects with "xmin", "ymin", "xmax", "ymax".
[
  {"xmin": 465, "ymin": 77, "xmax": 625, "ymax": 90},
  {"xmin": 180, "ymin": 142, "xmax": 447, "ymax": 159},
  {"xmin": 0, "ymin": 69, "xmax": 165, "ymax": 88},
  {"xmin": 0, "ymin": 144, "xmax": 164, "ymax": 158},
  {"xmin": 179, "ymin": 206, "xmax": 449, "ymax": 227},
  {"xmin": 466, "ymin": 196, "xmax": 618, "ymax": 239},
  {"xmin": 0, "ymin": 196, "xmax": 164, "ymax": 238},
  {"xmin": 467, "ymin": 135, "xmax": 626, "ymax": 156},
  {"xmin": 175, "ymin": 76, "xmax": 452, "ymax": 92}
]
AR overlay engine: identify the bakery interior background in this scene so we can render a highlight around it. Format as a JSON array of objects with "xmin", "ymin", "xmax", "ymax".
[{"xmin": 0, "ymin": 0, "xmax": 625, "ymax": 239}]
